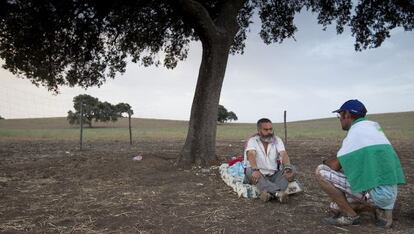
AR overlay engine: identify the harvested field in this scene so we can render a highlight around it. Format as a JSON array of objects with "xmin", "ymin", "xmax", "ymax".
[{"xmin": 1, "ymin": 137, "xmax": 413, "ymax": 233}]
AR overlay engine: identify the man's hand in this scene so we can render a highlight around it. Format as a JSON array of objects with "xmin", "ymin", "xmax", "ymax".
[
  {"xmin": 282, "ymin": 168, "xmax": 295, "ymax": 182},
  {"xmin": 251, "ymin": 170, "xmax": 262, "ymax": 184},
  {"xmin": 323, "ymin": 158, "xmax": 341, "ymax": 171}
]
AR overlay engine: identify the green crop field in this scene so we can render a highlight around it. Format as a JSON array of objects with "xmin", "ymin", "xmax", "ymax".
[{"xmin": 0, "ymin": 111, "xmax": 413, "ymax": 141}]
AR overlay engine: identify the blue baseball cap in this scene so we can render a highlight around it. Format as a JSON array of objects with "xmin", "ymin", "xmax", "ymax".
[{"xmin": 332, "ymin": 99, "xmax": 367, "ymax": 117}]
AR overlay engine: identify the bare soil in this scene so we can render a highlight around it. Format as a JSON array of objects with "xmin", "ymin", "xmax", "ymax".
[{"xmin": 0, "ymin": 139, "xmax": 413, "ymax": 233}]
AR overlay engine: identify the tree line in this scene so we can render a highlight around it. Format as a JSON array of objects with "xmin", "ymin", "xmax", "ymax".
[
  {"xmin": 67, "ymin": 94, "xmax": 133, "ymax": 128},
  {"xmin": 67, "ymin": 95, "xmax": 238, "ymax": 127}
]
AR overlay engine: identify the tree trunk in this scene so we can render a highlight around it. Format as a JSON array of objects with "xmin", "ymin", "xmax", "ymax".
[
  {"xmin": 176, "ymin": 0, "xmax": 244, "ymax": 167},
  {"xmin": 177, "ymin": 37, "xmax": 232, "ymax": 166}
]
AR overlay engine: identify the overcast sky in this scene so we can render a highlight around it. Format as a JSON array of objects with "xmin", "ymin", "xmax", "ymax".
[{"xmin": 1, "ymin": 11, "xmax": 413, "ymax": 123}]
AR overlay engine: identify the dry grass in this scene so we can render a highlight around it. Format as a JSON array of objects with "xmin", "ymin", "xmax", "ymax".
[
  {"xmin": 0, "ymin": 111, "xmax": 413, "ymax": 141},
  {"xmin": 1, "ymin": 139, "xmax": 413, "ymax": 233}
]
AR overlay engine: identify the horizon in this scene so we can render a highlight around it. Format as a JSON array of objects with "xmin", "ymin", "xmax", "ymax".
[{"xmin": 1, "ymin": 110, "xmax": 412, "ymax": 124}]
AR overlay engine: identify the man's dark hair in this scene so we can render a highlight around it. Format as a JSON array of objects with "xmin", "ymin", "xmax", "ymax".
[
  {"xmin": 257, "ymin": 118, "xmax": 272, "ymax": 129},
  {"xmin": 358, "ymin": 105, "xmax": 368, "ymax": 118},
  {"xmin": 350, "ymin": 112, "xmax": 366, "ymax": 119},
  {"xmin": 348, "ymin": 105, "xmax": 367, "ymax": 119},
  {"xmin": 341, "ymin": 109, "xmax": 367, "ymax": 120}
]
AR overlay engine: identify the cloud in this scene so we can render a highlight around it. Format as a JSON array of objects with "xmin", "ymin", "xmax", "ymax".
[
  {"xmin": 1, "ymin": 12, "xmax": 413, "ymax": 123},
  {"xmin": 306, "ymin": 36, "xmax": 355, "ymax": 59}
]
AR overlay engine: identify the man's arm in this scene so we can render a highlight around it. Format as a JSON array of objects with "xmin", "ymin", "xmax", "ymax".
[
  {"xmin": 247, "ymin": 150, "xmax": 262, "ymax": 184},
  {"xmin": 247, "ymin": 150, "xmax": 258, "ymax": 169},
  {"xmin": 323, "ymin": 157, "xmax": 342, "ymax": 171},
  {"xmin": 279, "ymin": 151, "xmax": 290, "ymax": 166},
  {"xmin": 280, "ymin": 151, "xmax": 294, "ymax": 182}
]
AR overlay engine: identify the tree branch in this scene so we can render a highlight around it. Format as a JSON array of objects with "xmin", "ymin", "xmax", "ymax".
[
  {"xmin": 215, "ymin": 0, "xmax": 245, "ymax": 32},
  {"xmin": 178, "ymin": 0, "xmax": 218, "ymax": 42}
]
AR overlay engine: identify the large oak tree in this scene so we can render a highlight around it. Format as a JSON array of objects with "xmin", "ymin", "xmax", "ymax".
[{"xmin": 0, "ymin": 0, "xmax": 413, "ymax": 166}]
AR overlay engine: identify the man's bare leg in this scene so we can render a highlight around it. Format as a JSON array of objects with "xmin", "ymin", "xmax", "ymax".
[
  {"xmin": 330, "ymin": 201, "xmax": 375, "ymax": 213},
  {"xmin": 351, "ymin": 202, "xmax": 376, "ymax": 214},
  {"xmin": 315, "ymin": 168, "xmax": 357, "ymax": 217}
]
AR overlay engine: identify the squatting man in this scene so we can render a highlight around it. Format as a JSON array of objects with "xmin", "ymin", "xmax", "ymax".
[{"xmin": 315, "ymin": 99, "xmax": 406, "ymax": 227}]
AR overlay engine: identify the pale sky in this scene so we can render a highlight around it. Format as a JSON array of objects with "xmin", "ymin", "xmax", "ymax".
[{"xmin": 1, "ymin": 11, "xmax": 413, "ymax": 123}]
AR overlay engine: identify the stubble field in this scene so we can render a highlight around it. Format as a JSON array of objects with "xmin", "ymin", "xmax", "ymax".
[{"xmin": 0, "ymin": 112, "xmax": 413, "ymax": 233}]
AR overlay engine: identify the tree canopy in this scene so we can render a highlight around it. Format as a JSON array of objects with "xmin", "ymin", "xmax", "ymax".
[
  {"xmin": 1, "ymin": 0, "xmax": 413, "ymax": 165},
  {"xmin": 1, "ymin": 1, "xmax": 412, "ymax": 91}
]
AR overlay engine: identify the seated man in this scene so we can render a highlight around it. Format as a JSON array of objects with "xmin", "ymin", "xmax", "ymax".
[
  {"xmin": 315, "ymin": 99, "xmax": 406, "ymax": 227},
  {"xmin": 244, "ymin": 118, "xmax": 295, "ymax": 203}
]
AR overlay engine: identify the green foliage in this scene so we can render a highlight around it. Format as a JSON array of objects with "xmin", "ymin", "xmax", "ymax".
[
  {"xmin": 228, "ymin": 111, "xmax": 238, "ymax": 122},
  {"xmin": 67, "ymin": 94, "xmax": 133, "ymax": 127},
  {"xmin": 217, "ymin": 105, "xmax": 228, "ymax": 123},
  {"xmin": 67, "ymin": 94, "xmax": 100, "ymax": 127},
  {"xmin": 0, "ymin": 1, "xmax": 412, "ymax": 91},
  {"xmin": 116, "ymin": 103, "xmax": 134, "ymax": 116},
  {"xmin": 217, "ymin": 105, "xmax": 238, "ymax": 123}
]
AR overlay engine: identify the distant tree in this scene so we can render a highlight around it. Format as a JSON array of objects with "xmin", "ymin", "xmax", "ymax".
[
  {"xmin": 67, "ymin": 94, "xmax": 133, "ymax": 127},
  {"xmin": 217, "ymin": 105, "xmax": 238, "ymax": 123},
  {"xmin": 97, "ymin": 101, "xmax": 119, "ymax": 122},
  {"xmin": 1, "ymin": 1, "xmax": 412, "ymax": 166},
  {"xmin": 67, "ymin": 94, "xmax": 100, "ymax": 127},
  {"xmin": 116, "ymin": 103, "xmax": 134, "ymax": 117},
  {"xmin": 227, "ymin": 111, "xmax": 238, "ymax": 122},
  {"xmin": 0, "ymin": 115, "xmax": 4, "ymax": 120},
  {"xmin": 217, "ymin": 105, "xmax": 229, "ymax": 123},
  {"xmin": 67, "ymin": 110, "xmax": 79, "ymax": 125}
]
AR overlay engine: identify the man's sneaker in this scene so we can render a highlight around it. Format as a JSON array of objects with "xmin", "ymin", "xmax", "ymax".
[
  {"xmin": 275, "ymin": 191, "xmax": 288, "ymax": 203},
  {"xmin": 323, "ymin": 215, "xmax": 361, "ymax": 226},
  {"xmin": 375, "ymin": 208, "xmax": 393, "ymax": 228},
  {"xmin": 259, "ymin": 191, "xmax": 273, "ymax": 202},
  {"xmin": 285, "ymin": 181, "xmax": 304, "ymax": 194}
]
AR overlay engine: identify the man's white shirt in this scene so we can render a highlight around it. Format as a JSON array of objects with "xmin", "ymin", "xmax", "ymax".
[{"xmin": 244, "ymin": 135, "xmax": 286, "ymax": 175}]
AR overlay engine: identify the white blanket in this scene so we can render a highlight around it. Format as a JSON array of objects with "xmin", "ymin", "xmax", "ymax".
[
  {"xmin": 219, "ymin": 163, "xmax": 304, "ymax": 198},
  {"xmin": 219, "ymin": 163, "xmax": 259, "ymax": 198}
]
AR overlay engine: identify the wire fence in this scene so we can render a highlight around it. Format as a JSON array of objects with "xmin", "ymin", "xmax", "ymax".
[
  {"xmin": 0, "ymin": 83, "xmax": 134, "ymax": 150},
  {"xmin": 0, "ymin": 82, "xmax": 74, "ymax": 119}
]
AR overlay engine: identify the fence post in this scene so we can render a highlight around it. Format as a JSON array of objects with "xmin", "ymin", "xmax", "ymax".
[
  {"xmin": 284, "ymin": 110, "xmax": 287, "ymax": 146},
  {"xmin": 128, "ymin": 110, "xmax": 132, "ymax": 145},
  {"xmin": 79, "ymin": 100, "xmax": 83, "ymax": 151}
]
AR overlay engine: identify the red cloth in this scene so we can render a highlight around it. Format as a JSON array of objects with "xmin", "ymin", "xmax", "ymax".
[{"xmin": 228, "ymin": 155, "xmax": 244, "ymax": 166}]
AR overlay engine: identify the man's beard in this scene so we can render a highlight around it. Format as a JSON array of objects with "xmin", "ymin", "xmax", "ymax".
[{"xmin": 260, "ymin": 133, "xmax": 274, "ymax": 143}]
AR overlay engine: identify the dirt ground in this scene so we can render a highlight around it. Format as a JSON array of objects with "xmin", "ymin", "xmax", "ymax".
[{"xmin": 0, "ymin": 139, "xmax": 413, "ymax": 233}]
